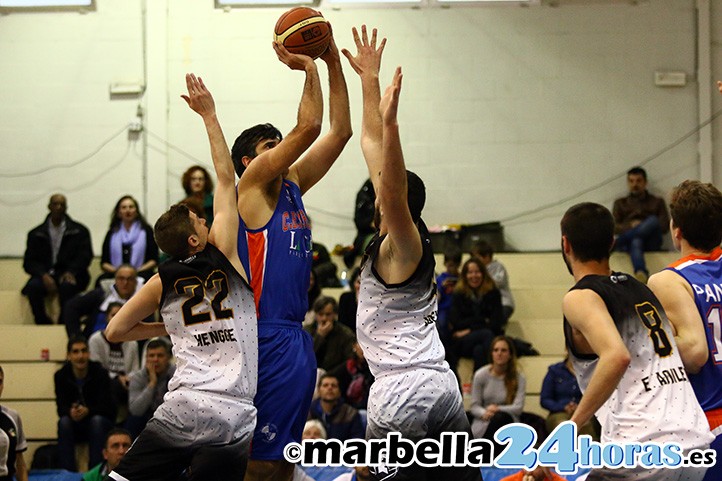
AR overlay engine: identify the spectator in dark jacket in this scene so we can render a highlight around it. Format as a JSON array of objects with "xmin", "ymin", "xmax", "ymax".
[
  {"xmin": 540, "ymin": 355, "xmax": 598, "ymax": 440},
  {"xmin": 448, "ymin": 258, "xmax": 504, "ymax": 372},
  {"xmin": 308, "ymin": 374, "xmax": 364, "ymax": 442},
  {"xmin": 22, "ymin": 194, "xmax": 92, "ymax": 325},
  {"xmin": 54, "ymin": 336, "xmax": 115, "ymax": 471},
  {"xmin": 305, "ymin": 297, "xmax": 355, "ymax": 373}
]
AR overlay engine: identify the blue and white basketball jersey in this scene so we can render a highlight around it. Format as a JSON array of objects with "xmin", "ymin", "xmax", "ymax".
[{"xmin": 667, "ymin": 247, "xmax": 722, "ymax": 413}]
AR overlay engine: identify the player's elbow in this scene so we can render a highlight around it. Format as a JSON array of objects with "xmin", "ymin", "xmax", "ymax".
[
  {"xmin": 297, "ymin": 119, "xmax": 322, "ymax": 141},
  {"xmin": 104, "ymin": 325, "xmax": 120, "ymax": 343},
  {"xmin": 333, "ymin": 125, "xmax": 353, "ymax": 144},
  {"xmin": 687, "ymin": 346, "xmax": 709, "ymax": 374},
  {"xmin": 613, "ymin": 349, "xmax": 632, "ymax": 373}
]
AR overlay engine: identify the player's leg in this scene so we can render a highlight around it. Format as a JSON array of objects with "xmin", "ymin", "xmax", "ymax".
[
  {"xmin": 246, "ymin": 325, "xmax": 316, "ymax": 481},
  {"xmin": 187, "ymin": 438, "xmax": 250, "ymax": 481},
  {"xmin": 107, "ymin": 420, "xmax": 190, "ymax": 481}
]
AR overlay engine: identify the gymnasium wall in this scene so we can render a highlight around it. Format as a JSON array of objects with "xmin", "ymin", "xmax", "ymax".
[{"xmin": 0, "ymin": 0, "xmax": 720, "ymax": 256}]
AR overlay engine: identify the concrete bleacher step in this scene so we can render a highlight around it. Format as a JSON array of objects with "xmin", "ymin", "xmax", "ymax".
[
  {"xmin": 3, "ymin": 400, "xmax": 58, "ymax": 440},
  {"xmin": 2, "ymin": 362, "xmax": 62, "ymax": 400},
  {"xmin": 0, "ymin": 325, "xmax": 68, "ymax": 362},
  {"xmin": 512, "ymin": 287, "xmax": 567, "ymax": 321},
  {"xmin": 0, "ymin": 291, "xmax": 35, "ymax": 325},
  {"xmin": 507, "ymin": 318, "xmax": 565, "ymax": 356}
]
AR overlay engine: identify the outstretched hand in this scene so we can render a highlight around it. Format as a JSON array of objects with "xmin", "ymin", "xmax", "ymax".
[
  {"xmin": 181, "ymin": 73, "xmax": 215, "ymax": 118},
  {"xmin": 273, "ymin": 41, "xmax": 315, "ymax": 71},
  {"xmin": 718, "ymin": 80, "xmax": 722, "ymax": 94},
  {"xmin": 379, "ymin": 66, "xmax": 402, "ymax": 124},
  {"xmin": 342, "ymin": 25, "xmax": 386, "ymax": 78}
]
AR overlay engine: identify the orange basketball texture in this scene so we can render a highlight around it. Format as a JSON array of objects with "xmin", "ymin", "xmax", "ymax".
[{"xmin": 274, "ymin": 7, "xmax": 330, "ymax": 59}]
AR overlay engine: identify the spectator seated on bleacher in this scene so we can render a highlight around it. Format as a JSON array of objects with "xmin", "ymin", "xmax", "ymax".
[
  {"xmin": 81, "ymin": 428, "xmax": 131, "ymax": 481},
  {"xmin": 436, "ymin": 247, "xmax": 462, "ymax": 344},
  {"xmin": 125, "ymin": 339, "xmax": 175, "ymax": 439},
  {"xmin": 540, "ymin": 354, "xmax": 598, "ymax": 440},
  {"xmin": 308, "ymin": 374, "xmax": 364, "ymax": 443},
  {"xmin": 471, "ymin": 240, "xmax": 515, "ymax": 327},
  {"xmin": 0, "ymin": 364, "xmax": 29, "ymax": 481},
  {"xmin": 97, "ymin": 195, "xmax": 159, "ymax": 285},
  {"xmin": 329, "ymin": 341, "xmax": 373, "ymax": 411},
  {"xmin": 305, "ymin": 297, "xmax": 355, "ymax": 373},
  {"xmin": 448, "ymin": 258, "xmax": 504, "ymax": 373},
  {"xmin": 88, "ymin": 303, "xmax": 139, "ymax": 420},
  {"xmin": 293, "ymin": 420, "xmax": 326, "ymax": 481},
  {"xmin": 63, "ymin": 265, "xmax": 150, "ymax": 339},
  {"xmin": 22, "ymin": 193, "xmax": 93, "ymax": 325},
  {"xmin": 54, "ymin": 336, "xmax": 115, "ymax": 472},
  {"xmin": 470, "ymin": 336, "xmax": 525, "ymax": 455}
]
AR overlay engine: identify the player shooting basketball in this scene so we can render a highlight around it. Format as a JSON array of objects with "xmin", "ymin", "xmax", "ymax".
[{"xmin": 231, "ymin": 26, "xmax": 352, "ymax": 481}]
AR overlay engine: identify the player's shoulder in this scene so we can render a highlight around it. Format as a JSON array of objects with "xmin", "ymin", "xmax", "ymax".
[
  {"xmin": 562, "ymin": 288, "xmax": 604, "ymax": 319},
  {"xmin": 648, "ymin": 269, "xmax": 684, "ymax": 291}
]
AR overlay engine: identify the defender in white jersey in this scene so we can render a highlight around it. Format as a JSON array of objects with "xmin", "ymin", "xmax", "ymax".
[
  {"xmin": 344, "ymin": 26, "xmax": 482, "ymax": 481},
  {"xmin": 104, "ymin": 74, "xmax": 257, "ymax": 481},
  {"xmin": 560, "ymin": 202, "xmax": 712, "ymax": 481}
]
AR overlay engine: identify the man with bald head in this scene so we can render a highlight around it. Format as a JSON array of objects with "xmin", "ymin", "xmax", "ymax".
[{"xmin": 23, "ymin": 194, "xmax": 93, "ymax": 325}]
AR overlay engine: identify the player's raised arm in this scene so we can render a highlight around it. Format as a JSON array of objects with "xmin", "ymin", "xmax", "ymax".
[
  {"xmin": 377, "ymin": 67, "xmax": 423, "ymax": 278},
  {"xmin": 105, "ymin": 275, "xmax": 167, "ymax": 342},
  {"xmin": 563, "ymin": 289, "xmax": 631, "ymax": 428},
  {"xmin": 181, "ymin": 74, "xmax": 246, "ymax": 279},
  {"xmin": 648, "ymin": 268, "xmax": 709, "ymax": 374},
  {"xmin": 237, "ymin": 44, "xmax": 323, "ymax": 194},
  {"xmin": 290, "ymin": 26, "xmax": 352, "ymax": 195},
  {"xmin": 342, "ymin": 25, "xmax": 386, "ymax": 192}
]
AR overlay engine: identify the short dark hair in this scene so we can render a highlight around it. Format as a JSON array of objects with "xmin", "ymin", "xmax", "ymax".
[
  {"xmin": 230, "ymin": 124, "xmax": 283, "ymax": 177},
  {"xmin": 406, "ymin": 170, "xmax": 426, "ymax": 223},
  {"xmin": 670, "ymin": 180, "xmax": 722, "ymax": 252},
  {"xmin": 154, "ymin": 204, "xmax": 195, "ymax": 259},
  {"xmin": 560, "ymin": 202, "xmax": 615, "ymax": 262},
  {"xmin": 627, "ymin": 166, "xmax": 647, "ymax": 180},
  {"xmin": 146, "ymin": 338, "xmax": 171, "ymax": 356},
  {"xmin": 313, "ymin": 296, "xmax": 338, "ymax": 314},
  {"xmin": 106, "ymin": 302, "xmax": 123, "ymax": 314},
  {"xmin": 105, "ymin": 428, "xmax": 132, "ymax": 447},
  {"xmin": 67, "ymin": 335, "xmax": 88, "ymax": 353},
  {"xmin": 318, "ymin": 373, "xmax": 339, "ymax": 387},
  {"xmin": 470, "ymin": 240, "xmax": 494, "ymax": 258},
  {"xmin": 443, "ymin": 247, "xmax": 462, "ymax": 264}
]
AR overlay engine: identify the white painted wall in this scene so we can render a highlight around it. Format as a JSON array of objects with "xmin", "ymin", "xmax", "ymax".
[{"xmin": 0, "ymin": 0, "xmax": 718, "ymax": 258}]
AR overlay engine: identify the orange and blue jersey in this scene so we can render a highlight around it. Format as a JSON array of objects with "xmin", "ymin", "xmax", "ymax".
[
  {"xmin": 667, "ymin": 247, "xmax": 722, "ymax": 422},
  {"xmin": 237, "ymin": 179, "xmax": 317, "ymax": 460},
  {"xmin": 237, "ymin": 179, "xmax": 313, "ymax": 325}
]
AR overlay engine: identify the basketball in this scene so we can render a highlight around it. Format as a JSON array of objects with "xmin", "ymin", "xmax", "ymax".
[{"xmin": 274, "ymin": 7, "xmax": 331, "ymax": 59}]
